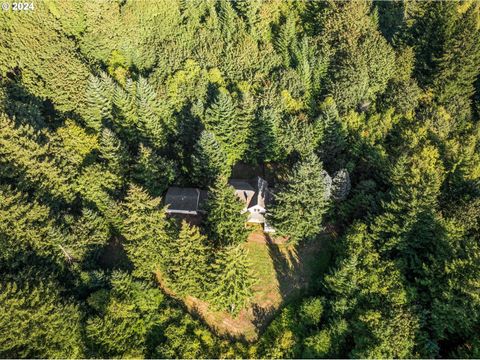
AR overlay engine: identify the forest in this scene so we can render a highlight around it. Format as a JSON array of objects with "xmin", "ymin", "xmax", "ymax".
[{"xmin": 0, "ymin": 0, "xmax": 479, "ymax": 358}]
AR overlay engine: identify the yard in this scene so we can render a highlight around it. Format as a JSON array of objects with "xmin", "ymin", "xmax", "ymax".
[{"xmin": 159, "ymin": 230, "xmax": 333, "ymax": 342}]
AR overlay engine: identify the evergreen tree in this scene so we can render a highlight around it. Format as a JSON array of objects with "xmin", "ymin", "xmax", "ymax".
[
  {"xmin": 133, "ymin": 143, "xmax": 176, "ymax": 197},
  {"xmin": 317, "ymin": 97, "xmax": 346, "ymax": 169},
  {"xmin": 204, "ymin": 177, "xmax": 250, "ymax": 247},
  {"xmin": 191, "ymin": 130, "xmax": 230, "ymax": 188},
  {"xmin": 208, "ymin": 245, "xmax": 256, "ymax": 316},
  {"xmin": 0, "ymin": 279, "xmax": 83, "ymax": 358},
  {"xmin": 269, "ymin": 153, "xmax": 331, "ymax": 244},
  {"xmin": 135, "ymin": 76, "xmax": 169, "ymax": 149},
  {"xmin": 320, "ymin": 0, "xmax": 396, "ymax": 112},
  {"xmin": 0, "ymin": 185, "xmax": 54, "ymax": 261},
  {"xmin": 0, "ymin": 115, "xmax": 74, "ymax": 202},
  {"xmin": 86, "ymin": 271, "xmax": 173, "ymax": 358},
  {"xmin": 121, "ymin": 185, "xmax": 170, "ymax": 279},
  {"xmin": 99, "ymin": 127, "xmax": 128, "ymax": 176},
  {"xmin": 166, "ymin": 221, "xmax": 210, "ymax": 298},
  {"xmin": 84, "ymin": 73, "xmax": 113, "ymax": 132},
  {"xmin": 204, "ymin": 90, "xmax": 251, "ymax": 166}
]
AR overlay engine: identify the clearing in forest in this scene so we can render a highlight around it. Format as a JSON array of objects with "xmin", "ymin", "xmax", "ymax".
[{"xmin": 157, "ymin": 230, "xmax": 332, "ymax": 341}]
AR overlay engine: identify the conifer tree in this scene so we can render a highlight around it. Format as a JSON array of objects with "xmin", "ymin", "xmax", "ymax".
[
  {"xmin": 191, "ymin": 131, "xmax": 230, "ymax": 188},
  {"xmin": 269, "ymin": 153, "xmax": 331, "ymax": 244},
  {"xmin": 84, "ymin": 73, "xmax": 113, "ymax": 132},
  {"xmin": 133, "ymin": 144, "xmax": 176, "ymax": 197},
  {"xmin": 431, "ymin": 5, "xmax": 480, "ymax": 122},
  {"xmin": 0, "ymin": 115, "xmax": 74, "ymax": 202},
  {"xmin": 208, "ymin": 245, "xmax": 256, "ymax": 316},
  {"xmin": 204, "ymin": 90, "xmax": 251, "ymax": 166},
  {"xmin": 166, "ymin": 221, "xmax": 210, "ymax": 298},
  {"xmin": 204, "ymin": 177, "xmax": 250, "ymax": 247},
  {"xmin": 135, "ymin": 76, "xmax": 168, "ymax": 149},
  {"xmin": 121, "ymin": 185, "xmax": 170, "ymax": 279},
  {"xmin": 317, "ymin": 97, "xmax": 346, "ymax": 169},
  {"xmin": 0, "ymin": 185, "xmax": 54, "ymax": 261},
  {"xmin": 99, "ymin": 127, "xmax": 128, "ymax": 176},
  {"xmin": 320, "ymin": 0, "xmax": 396, "ymax": 112},
  {"xmin": 0, "ymin": 279, "xmax": 83, "ymax": 358},
  {"xmin": 86, "ymin": 271, "xmax": 173, "ymax": 358}
]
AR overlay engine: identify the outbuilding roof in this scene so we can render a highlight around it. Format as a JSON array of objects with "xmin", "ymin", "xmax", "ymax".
[{"xmin": 165, "ymin": 187, "xmax": 206, "ymax": 214}]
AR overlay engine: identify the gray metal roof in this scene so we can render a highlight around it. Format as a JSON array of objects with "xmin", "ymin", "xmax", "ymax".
[
  {"xmin": 165, "ymin": 187, "xmax": 201, "ymax": 214},
  {"xmin": 229, "ymin": 176, "xmax": 271, "ymax": 210}
]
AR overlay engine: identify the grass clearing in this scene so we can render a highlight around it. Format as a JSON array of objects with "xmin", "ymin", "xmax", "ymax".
[{"xmin": 157, "ymin": 231, "xmax": 333, "ymax": 342}]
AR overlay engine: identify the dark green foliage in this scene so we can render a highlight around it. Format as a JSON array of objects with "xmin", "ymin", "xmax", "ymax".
[
  {"xmin": 208, "ymin": 245, "xmax": 256, "ymax": 316},
  {"xmin": 1, "ymin": 0, "xmax": 480, "ymax": 357},
  {"xmin": 85, "ymin": 271, "xmax": 173, "ymax": 358},
  {"xmin": 121, "ymin": 185, "xmax": 170, "ymax": 279},
  {"xmin": 0, "ymin": 278, "xmax": 83, "ymax": 358},
  {"xmin": 269, "ymin": 153, "xmax": 331, "ymax": 244},
  {"xmin": 133, "ymin": 144, "xmax": 176, "ymax": 197},
  {"xmin": 192, "ymin": 130, "xmax": 230, "ymax": 187},
  {"xmin": 165, "ymin": 221, "xmax": 210, "ymax": 298},
  {"xmin": 205, "ymin": 177, "xmax": 250, "ymax": 247}
]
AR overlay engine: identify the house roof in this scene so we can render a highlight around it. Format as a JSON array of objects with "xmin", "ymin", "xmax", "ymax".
[
  {"xmin": 229, "ymin": 179, "xmax": 255, "ymax": 207},
  {"xmin": 229, "ymin": 176, "xmax": 271, "ymax": 210},
  {"xmin": 165, "ymin": 187, "xmax": 201, "ymax": 214}
]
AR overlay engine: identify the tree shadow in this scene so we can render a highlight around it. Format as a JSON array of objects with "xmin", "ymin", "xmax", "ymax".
[{"xmin": 264, "ymin": 235, "xmax": 302, "ymax": 302}]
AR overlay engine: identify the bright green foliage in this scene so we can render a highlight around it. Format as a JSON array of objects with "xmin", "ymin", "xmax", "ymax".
[
  {"xmin": 204, "ymin": 177, "xmax": 250, "ymax": 247},
  {"xmin": 208, "ymin": 245, "xmax": 256, "ymax": 316},
  {"xmin": 192, "ymin": 130, "xmax": 230, "ymax": 187},
  {"xmin": 65, "ymin": 208, "xmax": 110, "ymax": 263},
  {"xmin": 1, "ymin": 0, "xmax": 479, "ymax": 356},
  {"xmin": 204, "ymin": 90, "xmax": 251, "ymax": 166},
  {"xmin": 84, "ymin": 73, "xmax": 114, "ymax": 132},
  {"xmin": 133, "ymin": 144, "xmax": 176, "ymax": 197},
  {"xmin": 153, "ymin": 315, "xmax": 220, "ymax": 359},
  {"xmin": 0, "ymin": 279, "xmax": 83, "ymax": 358},
  {"xmin": 99, "ymin": 127, "xmax": 128, "ymax": 176},
  {"xmin": 320, "ymin": 0, "xmax": 396, "ymax": 112},
  {"xmin": 86, "ymin": 271, "xmax": 173, "ymax": 358},
  {"xmin": 0, "ymin": 185, "xmax": 54, "ymax": 261},
  {"xmin": 0, "ymin": 115, "xmax": 74, "ymax": 202},
  {"xmin": 269, "ymin": 153, "xmax": 330, "ymax": 244},
  {"xmin": 0, "ymin": 5, "xmax": 90, "ymax": 113},
  {"xmin": 121, "ymin": 185, "xmax": 170, "ymax": 279},
  {"xmin": 165, "ymin": 221, "xmax": 210, "ymax": 298},
  {"xmin": 302, "ymin": 330, "xmax": 331, "ymax": 358},
  {"xmin": 299, "ymin": 297, "xmax": 324, "ymax": 326}
]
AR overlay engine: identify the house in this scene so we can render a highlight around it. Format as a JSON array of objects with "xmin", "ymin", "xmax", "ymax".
[
  {"xmin": 164, "ymin": 176, "xmax": 275, "ymax": 232},
  {"xmin": 164, "ymin": 187, "xmax": 207, "ymax": 216},
  {"xmin": 229, "ymin": 176, "xmax": 273, "ymax": 228}
]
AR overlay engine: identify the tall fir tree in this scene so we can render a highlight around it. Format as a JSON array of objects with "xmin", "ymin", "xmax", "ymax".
[
  {"xmin": 208, "ymin": 245, "xmax": 256, "ymax": 316},
  {"xmin": 0, "ymin": 278, "xmax": 83, "ymax": 358},
  {"xmin": 165, "ymin": 221, "xmax": 210, "ymax": 298},
  {"xmin": 86, "ymin": 271, "xmax": 173, "ymax": 358},
  {"xmin": 269, "ymin": 153, "xmax": 331, "ymax": 244},
  {"xmin": 204, "ymin": 177, "xmax": 250, "ymax": 247},
  {"xmin": 121, "ymin": 185, "xmax": 171, "ymax": 279},
  {"xmin": 133, "ymin": 143, "xmax": 176, "ymax": 197},
  {"xmin": 191, "ymin": 130, "xmax": 230, "ymax": 188},
  {"xmin": 84, "ymin": 73, "xmax": 113, "ymax": 132},
  {"xmin": 204, "ymin": 90, "xmax": 251, "ymax": 166}
]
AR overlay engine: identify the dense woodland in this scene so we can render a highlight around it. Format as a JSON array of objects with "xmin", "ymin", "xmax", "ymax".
[{"xmin": 1, "ymin": 0, "xmax": 480, "ymax": 358}]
